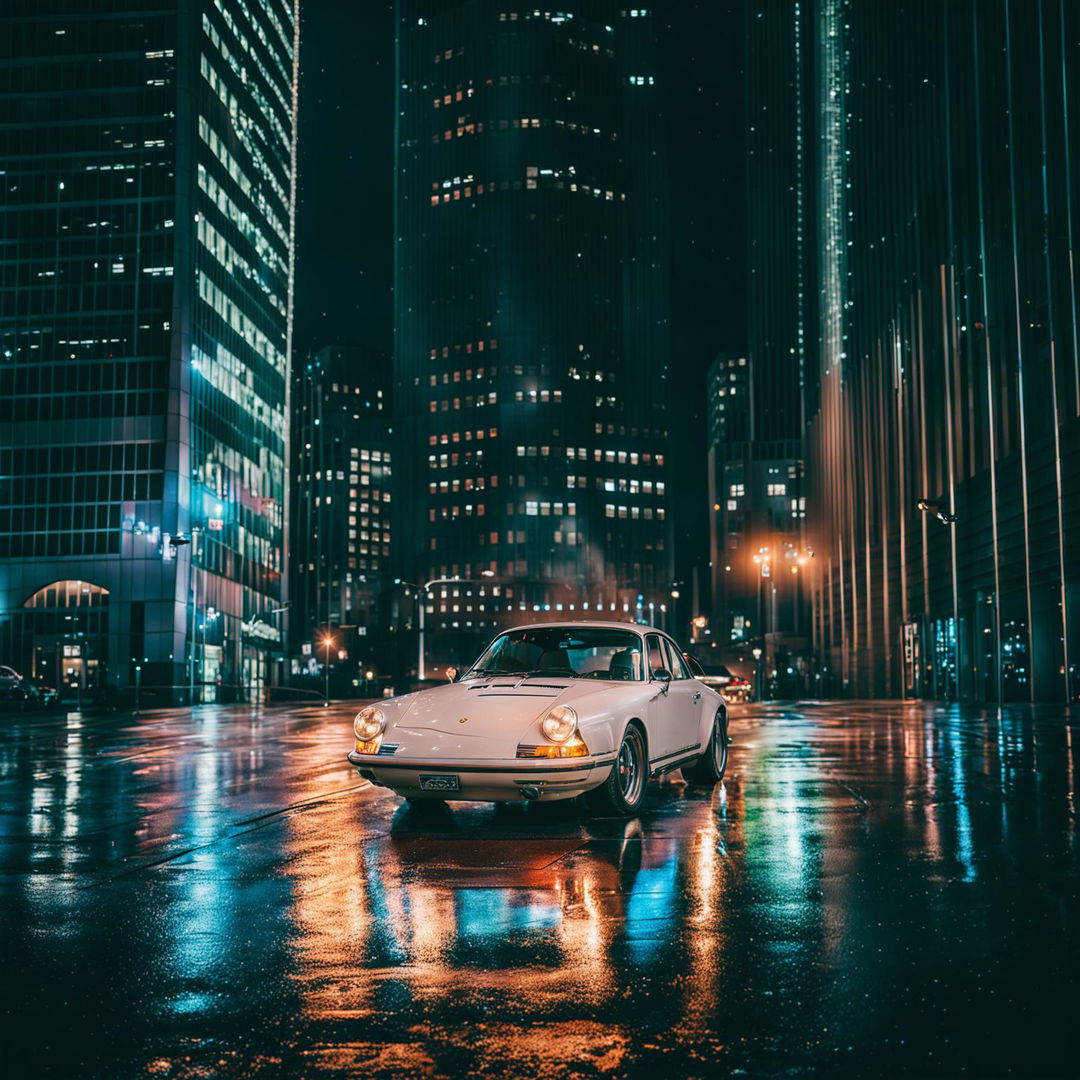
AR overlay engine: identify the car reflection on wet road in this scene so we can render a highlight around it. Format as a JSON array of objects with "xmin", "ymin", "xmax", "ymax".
[{"xmin": 1, "ymin": 700, "xmax": 1077, "ymax": 1078}]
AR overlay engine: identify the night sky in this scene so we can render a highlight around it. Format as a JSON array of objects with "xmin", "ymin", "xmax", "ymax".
[{"xmin": 294, "ymin": 1, "xmax": 745, "ymax": 581}]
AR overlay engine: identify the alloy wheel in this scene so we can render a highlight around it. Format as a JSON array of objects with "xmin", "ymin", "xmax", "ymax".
[
  {"xmin": 713, "ymin": 715, "xmax": 728, "ymax": 774},
  {"xmin": 617, "ymin": 727, "xmax": 645, "ymax": 805}
]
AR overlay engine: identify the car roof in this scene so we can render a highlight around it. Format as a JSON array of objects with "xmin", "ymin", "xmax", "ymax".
[{"xmin": 501, "ymin": 620, "xmax": 657, "ymax": 637}]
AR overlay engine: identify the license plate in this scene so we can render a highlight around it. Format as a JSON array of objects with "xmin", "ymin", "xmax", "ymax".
[{"xmin": 419, "ymin": 773, "xmax": 460, "ymax": 792}]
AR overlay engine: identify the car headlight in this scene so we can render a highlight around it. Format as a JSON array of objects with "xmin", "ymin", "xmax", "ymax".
[
  {"xmin": 541, "ymin": 704, "xmax": 577, "ymax": 743},
  {"xmin": 354, "ymin": 706, "xmax": 386, "ymax": 741}
]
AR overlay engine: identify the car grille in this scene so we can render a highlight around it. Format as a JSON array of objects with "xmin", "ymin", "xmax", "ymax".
[
  {"xmin": 516, "ymin": 744, "xmax": 540, "ymax": 758},
  {"xmin": 377, "ymin": 743, "xmax": 399, "ymax": 756}
]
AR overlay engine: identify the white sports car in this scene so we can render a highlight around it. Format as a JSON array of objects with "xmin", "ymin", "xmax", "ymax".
[{"xmin": 347, "ymin": 621, "xmax": 729, "ymax": 816}]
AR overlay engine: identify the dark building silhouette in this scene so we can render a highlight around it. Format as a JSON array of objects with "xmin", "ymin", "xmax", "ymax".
[
  {"xmin": 706, "ymin": 354, "xmax": 806, "ymax": 668},
  {"xmin": 291, "ymin": 345, "xmax": 393, "ymax": 684},
  {"xmin": 749, "ymin": 0, "xmax": 1080, "ymax": 702},
  {"xmin": 394, "ymin": 2, "xmax": 673, "ymax": 666},
  {"xmin": 702, "ymin": 2, "xmax": 815, "ymax": 688},
  {"xmin": 0, "ymin": 1, "xmax": 298, "ymax": 702}
]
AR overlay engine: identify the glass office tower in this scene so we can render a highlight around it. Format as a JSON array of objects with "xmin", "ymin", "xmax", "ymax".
[
  {"xmin": 0, "ymin": 1, "xmax": 298, "ymax": 702},
  {"xmin": 394, "ymin": 2, "xmax": 673, "ymax": 667},
  {"xmin": 748, "ymin": 0, "xmax": 1080, "ymax": 702}
]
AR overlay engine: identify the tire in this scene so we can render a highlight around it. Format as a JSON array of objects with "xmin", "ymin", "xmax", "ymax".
[
  {"xmin": 585, "ymin": 723, "xmax": 647, "ymax": 816},
  {"xmin": 682, "ymin": 709, "xmax": 729, "ymax": 784}
]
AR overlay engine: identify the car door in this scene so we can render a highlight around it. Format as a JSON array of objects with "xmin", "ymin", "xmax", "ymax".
[
  {"xmin": 643, "ymin": 633, "xmax": 679, "ymax": 761},
  {"xmin": 659, "ymin": 637, "xmax": 706, "ymax": 761}
]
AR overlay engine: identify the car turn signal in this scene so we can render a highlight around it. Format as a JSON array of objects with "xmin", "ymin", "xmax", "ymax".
[{"xmin": 523, "ymin": 736, "xmax": 589, "ymax": 758}]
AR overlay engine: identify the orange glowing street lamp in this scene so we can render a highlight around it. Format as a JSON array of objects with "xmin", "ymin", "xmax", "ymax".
[{"xmin": 321, "ymin": 634, "xmax": 335, "ymax": 706}]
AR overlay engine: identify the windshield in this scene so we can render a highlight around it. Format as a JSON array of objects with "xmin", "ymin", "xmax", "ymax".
[{"xmin": 466, "ymin": 627, "xmax": 645, "ymax": 681}]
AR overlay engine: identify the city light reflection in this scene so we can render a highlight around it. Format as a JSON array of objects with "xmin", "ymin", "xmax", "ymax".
[{"xmin": 3, "ymin": 699, "xmax": 1078, "ymax": 1077}]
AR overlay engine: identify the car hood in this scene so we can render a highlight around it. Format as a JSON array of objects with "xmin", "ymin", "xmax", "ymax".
[{"xmin": 385, "ymin": 676, "xmax": 642, "ymax": 756}]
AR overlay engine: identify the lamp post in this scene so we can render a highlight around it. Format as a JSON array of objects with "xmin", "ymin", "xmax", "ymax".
[
  {"xmin": 396, "ymin": 572, "xmax": 495, "ymax": 683},
  {"xmin": 752, "ymin": 645, "xmax": 764, "ymax": 703},
  {"xmin": 752, "ymin": 547, "xmax": 771, "ymax": 701},
  {"xmin": 170, "ymin": 527, "xmax": 200, "ymax": 704},
  {"xmin": 917, "ymin": 498, "xmax": 958, "ymax": 525},
  {"xmin": 321, "ymin": 633, "xmax": 334, "ymax": 706}
]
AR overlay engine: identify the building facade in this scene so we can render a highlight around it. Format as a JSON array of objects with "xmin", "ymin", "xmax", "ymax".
[
  {"xmin": 394, "ymin": 1, "xmax": 673, "ymax": 668},
  {"xmin": 291, "ymin": 345, "xmax": 393, "ymax": 687},
  {"xmin": 706, "ymin": 351, "xmax": 808, "ymax": 693},
  {"xmin": 749, "ymin": 0, "xmax": 1080, "ymax": 701},
  {"xmin": 699, "ymin": 3, "xmax": 817, "ymax": 693},
  {"xmin": 0, "ymin": 1, "xmax": 298, "ymax": 702}
]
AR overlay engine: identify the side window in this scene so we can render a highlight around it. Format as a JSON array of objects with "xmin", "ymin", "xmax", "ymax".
[
  {"xmin": 662, "ymin": 639, "xmax": 691, "ymax": 679},
  {"xmin": 645, "ymin": 634, "xmax": 667, "ymax": 677}
]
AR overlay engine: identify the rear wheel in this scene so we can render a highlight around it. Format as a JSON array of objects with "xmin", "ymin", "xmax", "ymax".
[
  {"xmin": 682, "ymin": 709, "xmax": 728, "ymax": 784},
  {"xmin": 585, "ymin": 723, "xmax": 647, "ymax": 817}
]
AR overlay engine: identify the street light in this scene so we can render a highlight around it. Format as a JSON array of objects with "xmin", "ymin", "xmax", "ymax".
[
  {"xmin": 917, "ymin": 498, "xmax": 957, "ymax": 525},
  {"xmin": 752, "ymin": 548, "xmax": 772, "ymax": 701},
  {"xmin": 397, "ymin": 572, "xmax": 495, "ymax": 682},
  {"xmin": 321, "ymin": 634, "xmax": 334, "ymax": 706},
  {"xmin": 171, "ymin": 527, "xmax": 202, "ymax": 705},
  {"xmin": 752, "ymin": 645, "xmax": 764, "ymax": 702}
]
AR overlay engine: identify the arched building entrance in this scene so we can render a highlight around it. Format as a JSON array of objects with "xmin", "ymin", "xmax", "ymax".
[{"xmin": 22, "ymin": 581, "xmax": 110, "ymax": 702}]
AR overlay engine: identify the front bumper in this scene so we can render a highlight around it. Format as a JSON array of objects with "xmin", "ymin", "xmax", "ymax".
[{"xmin": 347, "ymin": 750, "xmax": 616, "ymax": 802}]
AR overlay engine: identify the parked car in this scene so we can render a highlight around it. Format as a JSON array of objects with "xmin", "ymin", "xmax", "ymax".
[
  {"xmin": 0, "ymin": 666, "xmax": 42, "ymax": 710},
  {"xmin": 348, "ymin": 621, "xmax": 730, "ymax": 816},
  {"xmin": 32, "ymin": 680, "xmax": 61, "ymax": 708},
  {"xmin": 683, "ymin": 655, "xmax": 753, "ymax": 703}
]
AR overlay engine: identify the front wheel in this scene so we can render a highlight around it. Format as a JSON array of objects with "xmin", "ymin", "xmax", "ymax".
[
  {"xmin": 682, "ymin": 709, "xmax": 728, "ymax": 784},
  {"xmin": 585, "ymin": 723, "xmax": 647, "ymax": 816}
]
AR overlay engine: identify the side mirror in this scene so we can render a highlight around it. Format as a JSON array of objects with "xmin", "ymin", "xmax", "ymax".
[
  {"xmin": 445, "ymin": 666, "xmax": 459, "ymax": 682},
  {"xmin": 654, "ymin": 668, "xmax": 672, "ymax": 692}
]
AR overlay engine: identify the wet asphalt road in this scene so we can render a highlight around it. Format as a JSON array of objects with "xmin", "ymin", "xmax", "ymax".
[{"xmin": 1, "ymin": 700, "xmax": 1078, "ymax": 1079}]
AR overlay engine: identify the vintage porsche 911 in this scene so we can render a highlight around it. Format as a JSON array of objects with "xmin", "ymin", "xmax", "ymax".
[{"xmin": 347, "ymin": 622, "xmax": 729, "ymax": 816}]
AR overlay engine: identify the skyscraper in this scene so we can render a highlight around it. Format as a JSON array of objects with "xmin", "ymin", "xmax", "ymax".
[
  {"xmin": 0, "ymin": 1, "xmax": 298, "ymax": 702},
  {"xmin": 291, "ymin": 345, "xmax": 393, "ymax": 676},
  {"xmin": 705, "ymin": 349, "xmax": 807, "ymax": 689},
  {"xmin": 393, "ymin": 2, "xmax": 673, "ymax": 666},
  {"xmin": 706, "ymin": 1, "xmax": 813, "ymax": 680},
  {"xmin": 748, "ymin": 0, "xmax": 1080, "ymax": 702}
]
